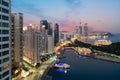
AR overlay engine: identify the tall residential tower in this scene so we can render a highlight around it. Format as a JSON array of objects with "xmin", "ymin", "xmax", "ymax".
[
  {"xmin": 23, "ymin": 24, "xmax": 40, "ymax": 66},
  {"xmin": 79, "ymin": 22, "xmax": 82, "ymax": 35},
  {"xmin": 0, "ymin": 0, "xmax": 11, "ymax": 80},
  {"xmin": 84, "ymin": 23, "xmax": 88, "ymax": 36},
  {"xmin": 54, "ymin": 23, "xmax": 59, "ymax": 46},
  {"xmin": 11, "ymin": 13, "xmax": 23, "ymax": 74}
]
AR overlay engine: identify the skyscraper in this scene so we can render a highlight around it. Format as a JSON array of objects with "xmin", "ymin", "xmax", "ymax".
[
  {"xmin": 11, "ymin": 13, "xmax": 23, "ymax": 74},
  {"xmin": 48, "ymin": 22, "xmax": 53, "ymax": 36},
  {"xmin": 40, "ymin": 20, "xmax": 48, "ymax": 30},
  {"xmin": 79, "ymin": 22, "xmax": 82, "ymax": 35},
  {"xmin": 40, "ymin": 20, "xmax": 53, "ymax": 36},
  {"xmin": 23, "ymin": 24, "xmax": 40, "ymax": 66},
  {"xmin": 0, "ymin": 0, "xmax": 11, "ymax": 79},
  {"xmin": 84, "ymin": 23, "xmax": 88, "ymax": 36},
  {"xmin": 54, "ymin": 23, "xmax": 59, "ymax": 46},
  {"xmin": 48, "ymin": 35, "xmax": 54, "ymax": 54},
  {"xmin": 40, "ymin": 20, "xmax": 48, "ymax": 54},
  {"xmin": 75, "ymin": 26, "xmax": 79, "ymax": 34}
]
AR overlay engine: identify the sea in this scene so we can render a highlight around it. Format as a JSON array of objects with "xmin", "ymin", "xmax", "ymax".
[
  {"xmin": 45, "ymin": 34, "xmax": 120, "ymax": 80},
  {"xmin": 47, "ymin": 49, "xmax": 120, "ymax": 80},
  {"xmin": 106, "ymin": 34, "xmax": 120, "ymax": 43}
]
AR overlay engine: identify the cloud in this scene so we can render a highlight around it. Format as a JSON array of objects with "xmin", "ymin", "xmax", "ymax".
[
  {"xmin": 12, "ymin": 0, "xmax": 58, "ymax": 26},
  {"xmin": 12, "ymin": 0, "xmax": 82, "ymax": 31},
  {"xmin": 63, "ymin": 0, "xmax": 82, "ymax": 23},
  {"xmin": 12, "ymin": 0, "xmax": 45, "ymax": 18},
  {"xmin": 65, "ymin": 0, "xmax": 81, "ymax": 10}
]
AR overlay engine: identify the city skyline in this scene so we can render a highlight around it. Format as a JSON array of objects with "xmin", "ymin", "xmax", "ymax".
[
  {"xmin": 12, "ymin": 0, "xmax": 120, "ymax": 33},
  {"xmin": 1, "ymin": 0, "xmax": 120, "ymax": 80}
]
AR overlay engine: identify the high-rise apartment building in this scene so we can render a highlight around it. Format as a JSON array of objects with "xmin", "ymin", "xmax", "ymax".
[
  {"xmin": 47, "ymin": 35, "xmax": 54, "ymax": 54},
  {"xmin": 75, "ymin": 26, "xmax": 79, "ymax": 34},
  {"xmin": 23, "ymin": 24, "xmax": 40, "ymax": 66},
  {"xmin": 79, "ymin": 22, "xmax": 82, "ymax": 35},
  {"xmin": 84, "ymin": 23, "xmax": 88, "ymax": 36},
  {"xmin": 54, "ymin": 23, "xmax": 59, "ymax": 46},
  {"xmin": 47, "ymin": 23, "xmax": 54, "ymax": 53},
  {"xmin": 40, "ymin": 20, "xmax": 53, "ymax": 36},
  {"xmin": 48, "ymin": 22, "xmax": 53, "ymax": 36},
  {"xmin": 0, "ymin": 0, "xmax": 11, "ymax": 80},
  {"xmin": 39, "ymin": 29, "xmax": 48, "ymax": 54},
  {"xmin": 11, "ymin": 13, "xmax": 23, "ymax": 74},
  {"xmin": 40, "ymin": 20, "xmax": 48, "ymax": 30}
]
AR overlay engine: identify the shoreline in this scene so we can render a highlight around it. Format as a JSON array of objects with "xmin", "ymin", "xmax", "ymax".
[
  {"xmin": 80, "ymin": 54, "xmax": 120, "ymax": 64},
  {"xmin": 68, "ymin": 47, "xmax": 120, "ymax": 64},
  {"xmin": 66, "ymin": 48, "xmax": 120, "ymax": 64},
  {"xmin": 40, "ymin": 49, "xmax": 120, "ymax": 80},
  {"xmin": 92, "ymin": 55, "xmax": 120, "ymax": 64},
  {"xmin": 40, "ymin": 59, "xmax": 56, "ymax": 80}
]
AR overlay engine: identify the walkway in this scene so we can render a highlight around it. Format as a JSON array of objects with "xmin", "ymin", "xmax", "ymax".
[{"xmin": 21, "ymin": 56, "xmax": 55, "ymax": 80}]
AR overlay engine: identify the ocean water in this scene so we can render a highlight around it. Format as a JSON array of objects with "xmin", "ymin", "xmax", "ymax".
[
  {"xmin": 106, "ymin": 34, "xmax": 120, "ymax": 43},
  {"xmin": 47, "ymin": 50, "xmax": 120, "ymax": 80}
]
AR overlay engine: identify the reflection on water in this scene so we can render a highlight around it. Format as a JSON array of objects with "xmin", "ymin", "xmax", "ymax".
[
  {"xmin": 56, "ymin": 69, "xmax": 69, "ymax": 74},
  {"xmin": 48, "ymin": 49, "xmax": 120, "ymax": 80}
]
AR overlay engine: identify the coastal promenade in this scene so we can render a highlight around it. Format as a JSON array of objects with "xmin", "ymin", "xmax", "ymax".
[
  {"xmin": 38, "ymin": 48, "xmax": 120, "ymax": 80},
  {"xmin": 38, "ymin": 57, "xmax": 55, "ymax": 80},
  {"xmin": 47, "ymin": 49, "xmax": 120, "ymax": 80},
  {"xmin": 21, "ymin": 56, "xmax": 55, "ymax": 80}
]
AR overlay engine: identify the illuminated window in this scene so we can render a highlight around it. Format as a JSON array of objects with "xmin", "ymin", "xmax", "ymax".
[{"xmin": 2, "ymin": 64, "xmax": 9, "ymax": 70}]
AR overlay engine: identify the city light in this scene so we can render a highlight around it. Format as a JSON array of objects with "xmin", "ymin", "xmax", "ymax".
[{"xmin": 1, "ymin": 0, "xmax": 120, "ymax": 80}]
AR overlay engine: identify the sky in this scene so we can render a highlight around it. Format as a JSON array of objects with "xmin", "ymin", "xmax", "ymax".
[{"xmin": 12, "ymin": 0, "xmax": 120, "ymax": 33}]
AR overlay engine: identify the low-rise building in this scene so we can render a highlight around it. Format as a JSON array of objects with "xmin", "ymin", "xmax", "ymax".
[{"xmin": 94, "ymin": 40, "xmax": 112, "ymax": 46}]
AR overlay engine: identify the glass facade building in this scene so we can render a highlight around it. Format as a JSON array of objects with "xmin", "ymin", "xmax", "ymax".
[{"xmin": 54, "ymin": 23, "xmax": 59, "ymax": 46}]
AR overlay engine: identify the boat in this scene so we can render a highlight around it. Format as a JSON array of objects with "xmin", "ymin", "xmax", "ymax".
[{"xmin": 54, "ymin": 63, "xmax": 70, "ymax": 69}]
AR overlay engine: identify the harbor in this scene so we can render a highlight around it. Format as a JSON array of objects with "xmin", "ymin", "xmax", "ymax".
[{"xmin": 47, "ymin": 49, "xmax": 120, "ymax": 80}]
